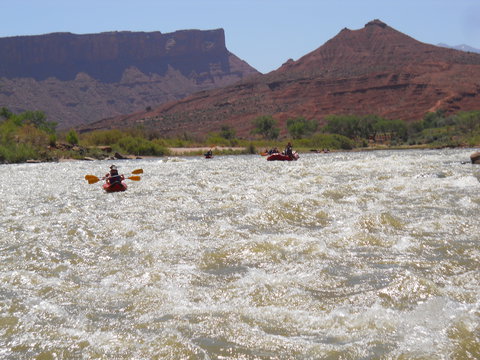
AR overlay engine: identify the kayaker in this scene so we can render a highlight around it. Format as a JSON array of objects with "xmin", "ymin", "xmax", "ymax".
[
  {"xmin": 285, "ymin": 142, "xmax": 293, "ymax": 157},
  {"xmin": 105, "ymin": 165, "xmax": 124, "ymax": 185}
]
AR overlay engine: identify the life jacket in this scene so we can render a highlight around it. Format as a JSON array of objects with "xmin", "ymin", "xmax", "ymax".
[{"xmin": 108, "ymin": 170, "xmax": 121, "ymax": 184}]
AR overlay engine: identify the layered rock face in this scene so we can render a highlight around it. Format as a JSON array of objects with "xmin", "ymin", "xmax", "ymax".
[
  {"xmin": 82, "ymin": 20, "xmax": 480, "ymax": 137},
  {"xmin": 0, "ymin": 29, "xmax": 259, "ymax": 129}
]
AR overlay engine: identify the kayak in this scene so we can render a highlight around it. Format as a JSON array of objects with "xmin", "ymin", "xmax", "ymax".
[
  {"xmin": 205, "ymin": 154, "xmax": 213, "ymax": 159},
  {"xmin": 267, "ymin": 152, "xmax": 299, "ymax": 161},
  {"xmin": 103, "ymin": 181, "xmax": 128, "ymax": 192}
]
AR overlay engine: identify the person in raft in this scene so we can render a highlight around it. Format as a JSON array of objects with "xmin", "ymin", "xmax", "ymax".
[
  {"xmin": 284, "ymin": 142, "xmax": 293, "ymax": 157},
  {"xmin": 104, "ymin": 165, "xmax": 124, "ymax": 185}
]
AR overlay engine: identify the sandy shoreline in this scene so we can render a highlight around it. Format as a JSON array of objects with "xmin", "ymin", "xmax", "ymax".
[
  {"xmin": 28, "ymin": 145, "xmax": 479, "ymax": 164},
  {"xmin": 54, "ymin": 146, "xmax": 246, "ymax": 162},
  {"xmin": 167, "ymin": 146, "xmax": 246, "ymax": 154}
]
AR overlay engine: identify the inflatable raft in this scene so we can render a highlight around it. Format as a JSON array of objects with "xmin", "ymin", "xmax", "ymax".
[
  {"xmin": 103, "ymin": 181, "xmax": 128, "ymax": 192},
  {"xmin": 267, "ymin": 152, "xmax": 299, "ymax": 161}
]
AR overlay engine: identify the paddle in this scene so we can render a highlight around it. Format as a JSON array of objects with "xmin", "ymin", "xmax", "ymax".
[
  {"xmin": 86, "ymin": 176, "xmax": 101, "ymax": 184},
  {"xmin": 85, "ymin": 175, "xmax": 141, "ymax": 184},
  {"xmin": 84, "ymin": 169, "xmax": 143, "ymax": 184}
]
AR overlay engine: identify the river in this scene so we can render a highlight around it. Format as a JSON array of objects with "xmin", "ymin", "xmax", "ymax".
[{"xmin": 1, "ymin": 149, "xmax": 479, "ymax": 359}]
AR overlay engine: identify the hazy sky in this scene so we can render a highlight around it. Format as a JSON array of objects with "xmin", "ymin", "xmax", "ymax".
[{"xmin": 2, "ymin": 0, "xmax": 480, "ymax": 73}]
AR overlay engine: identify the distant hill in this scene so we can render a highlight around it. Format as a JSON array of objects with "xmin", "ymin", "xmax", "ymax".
[
  {"xmin": 80, "ymin": 19, "xmax": 480, "ymax": 138},
  {"xmin": 0, "ymin": 29, "xmax": 259, "ymax": 130},
  {"xmin": 437, "ymin": 43, "xmax": 480, "ymax": 54}
]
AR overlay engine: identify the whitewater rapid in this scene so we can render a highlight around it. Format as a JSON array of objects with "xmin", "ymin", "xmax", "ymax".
[{"xmin": 0, "ymin": 149, "xmax": 479, "ymax": 359}]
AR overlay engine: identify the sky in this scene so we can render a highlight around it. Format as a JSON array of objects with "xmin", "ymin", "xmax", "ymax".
[{"xmin": 2, "ymin": 0, "xmax": 480, "ymax": 74}]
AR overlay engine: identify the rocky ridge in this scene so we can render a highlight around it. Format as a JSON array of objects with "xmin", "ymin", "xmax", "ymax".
[
  {"xmin": 79, "ymin": 20, "xmax": 480, "ymax": 137},
  {"xmin": 0, "ymin": 29, "xmax": 259, "ymax": 130}
]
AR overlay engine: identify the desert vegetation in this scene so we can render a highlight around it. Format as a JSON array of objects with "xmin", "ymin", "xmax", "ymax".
[
  {"xmin": 250, "ymin": 111, "xmax": 480, "ymax": 150},
  {"xmin": 1, "ymin": 106, "xmax": 479, "ymax": 163}
]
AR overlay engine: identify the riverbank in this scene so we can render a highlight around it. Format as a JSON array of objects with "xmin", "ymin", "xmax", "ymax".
[
  {"xmin": 167, "ymin": 146, "xmax": 247, "ymax": 155},
  {"xmin": 3, "ymin": 143, "xmax": 479, "ymax": 165}
]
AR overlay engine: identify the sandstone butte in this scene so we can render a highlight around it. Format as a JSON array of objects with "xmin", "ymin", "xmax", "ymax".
[
  {"xmin": 78, "ymin": 19, "xmax": 480, "ymax": 138},
  {"xmin": 0, "ymin": 29, "xmax": 259, "ymax": 130}
]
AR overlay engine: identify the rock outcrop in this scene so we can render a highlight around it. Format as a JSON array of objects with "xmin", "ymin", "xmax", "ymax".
[
  {"xmin": 80, "ymin": 20, "xmax": 480, "ymax": 137},
  {"xmin": 471, "ymin": 152, "xmax": 480, "ymax": 164},
  {"xmin": 0, "ymin": 29, "xmax": 259, "ymax": 129}
]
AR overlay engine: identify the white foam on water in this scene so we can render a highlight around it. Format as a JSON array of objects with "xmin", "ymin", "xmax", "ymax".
[{"xmin": 0, "ymin": 149, "xmax": 478, "ymax": 358}]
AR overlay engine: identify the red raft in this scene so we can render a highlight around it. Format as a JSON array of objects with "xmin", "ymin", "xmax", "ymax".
[
  {"xmin": 266, "ymin": 152, "xmax": 299, "ymax": 161},
  {"xmin": 103, "ymin": 181, "xmax": 128, "ymax": 193}
]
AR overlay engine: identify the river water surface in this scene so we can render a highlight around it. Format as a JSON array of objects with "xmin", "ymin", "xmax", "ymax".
[{"xmin": 1, "ymin": 149, "xmax": 479, "ymax": 359}]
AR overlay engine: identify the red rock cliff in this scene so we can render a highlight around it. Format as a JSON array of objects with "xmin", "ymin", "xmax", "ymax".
[
  {"xmin": 81, "ymin": 20, "xmax": 480, "ymax": 137},
  {"xmin": 0, "ymin": 29, "xmax": 259, "ymax": 129},
  {"xmin": 0, "ymin": 29, "xmax": 240, "ymax": 82}
]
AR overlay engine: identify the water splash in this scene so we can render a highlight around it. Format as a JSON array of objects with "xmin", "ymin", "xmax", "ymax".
[{"xmin": 0, "ymin": 149, "xmax": 478, "ymax": 358}]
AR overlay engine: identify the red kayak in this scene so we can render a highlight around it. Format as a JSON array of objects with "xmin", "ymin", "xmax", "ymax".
[
  {"xmin": 103, "ymin": 181, "xmax": 128, "ymax": 192},
  {"xmin": 267, "ymin": 152, "xmax": 299, "ymax": 161}
]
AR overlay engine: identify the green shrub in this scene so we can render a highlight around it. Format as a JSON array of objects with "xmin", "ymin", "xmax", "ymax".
[
  {"xmin": 206, "ymin": 133, "xmax": 229, "ymax": 147},
  {"xmin": 49, "ymin": 134, "xmax": 57, "ymax": 147},
  {"xmin": 66, "ymin": 129, "xmax": 79, "ymax": 145},
  {"xmin": 0, "ymin": 143, "xmax": 38, "ymax": 163},
  {"xmin": 80, "ymin": 129, "xmax": 125, "ymax": 146},
  {"xmin": 220, "ymin": 125, "xmax": 236, "ymax": 140},
  {"xmin": 287, "ymin": 117, "xmax": 318, "ymax": 139},
  {"xmin": 307, "ymin": 133, "xmax": 353, "ymax": 150},
  {"xmin": 117, "ymin": 136, "xmax": 167, "ymax": 156},
  {"xmin": 251, "ymin": 115, "xmax": 279, "ymax": 140},
  {"xmin": 466, "ymin": 133, "xmax": 480, "ymax": 147}
]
